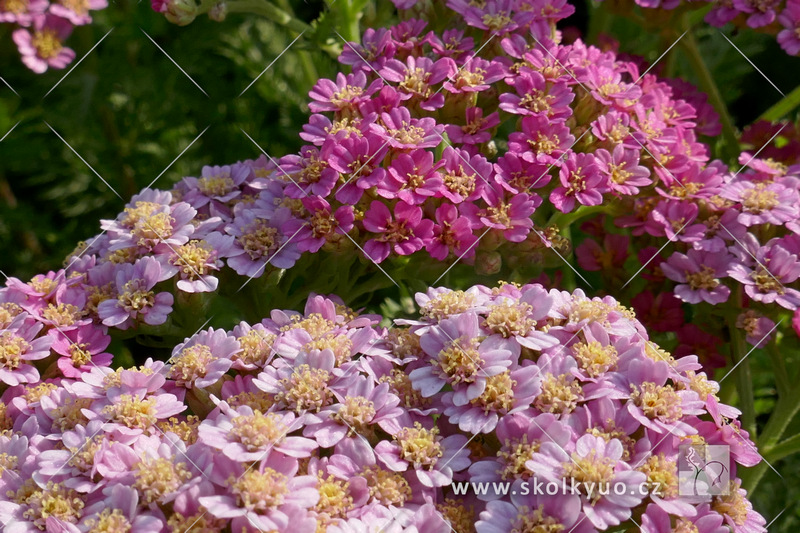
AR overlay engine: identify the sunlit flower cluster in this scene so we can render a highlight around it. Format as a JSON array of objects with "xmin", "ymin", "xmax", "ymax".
[{"xmin": 0, "ymin": 285, "xmax": 767, "ymax": 532}]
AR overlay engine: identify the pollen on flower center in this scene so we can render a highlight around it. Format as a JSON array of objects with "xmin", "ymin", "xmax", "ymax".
[
  {"xmin": 750, "ymin": 266, "xmax": 784, "ymax": 294},
  {"xmin": 362, "ymin": 465, "xmax": 412, "ymax": 505},
  {"xmin": 118, "ymin": 279, "xmax": 155, "ymax": 313},
  {"xmin": 520, "ymin": 90, "xmax": 553, "ymax": 113},
  {"xmin": 134, "ymin": 456, "xmax": 192, "ymax": 504},
  {"xmin": 400, "ymin": 67, "xmax": 432, "ymax": 96},
  {"xmin": 637, "ymin": 454, "xmax": 678, "ymax": 499},
  {"xmin": 712, "ymin": 481, "xmax": 749, "ymax": 525},
  {"xmin": 0, "ymin": 332, "xmax": 30, "ymax": 370},
  {"xmin": 0, "ymin": 302, "xmax": 23, "ymax": 329},
  {"xmin": 513, "ymin": 505, "xmax": 565, "ymax": 533},
  {"xmin": 377, "ymin": 218, "xmax": 412, "ymax": 243},
  {"xmin": 32, "ymin": 29, "xmax": 63, "ymax": 59},
  {"xmin": 436, "ymin": 337, "xmax": 485, "ymax": 385},
  {"xmin": 528, "ymin": 133, "xmax": 560, "ymax": 155},
  {"xmin": 276, "ymin": 364, "xmax": 333, "ymax": 412},
  {"xmin": 230, "ymin": 410, "xmax": 287, "ymax": 451},
  {"xmin": 741, "ymin": 184, "xmax": 778, "ymax": 213},
  {"xmin": 235, "ymin": 330, "xmax": 276, "ymax": 367},
  {"xmin": 395, "ymin": 422, "xmax": 443, "ymax": 468},
  {"xmin": 608, "ymin": 162, "xmax": 632, "ymax": 184},
  {"xmin": 380, "ymin": 368, "xmax": 432, "ymax": 409},
  {"xmin": 68, "ymin": 343, "xmax": 92, "ymax": 367},
  {"xmin": 21, "ymin": 481, "xmax": 84, "ymax": 529},
  {"xmin": 167, "ymin": 511, "xmax": 226, "ymax": 533},
  {"xmin": 0, "ymin": 452, "xmax": 19, "ymax": 474},
  {"xmin": 534, "ymin": 373, "xmax": 582, "ymax": 414},
  {"xmin": 305, "ymin": 334, "xmax": 353, "ymax": 364},
  {"xmin": 50, "ymin": 397, "xmax": 92, "ymax": 432},
  {"xmin": 238, "ymin": 222, "xmax": 279, "ymax": 260},
  {"xmin": 471, "ymin": 371, "xmax": 516, "ymax": 414},
  {"xmin": 331, "ymin": 85, "xmax": 364, "ymax": 107},
  {"xmin": 231, "ymin": 469, "xmax": 289, "ymax": 512},
  {"xmin": 497, "ymin": 435, "xmax": 539, "ymax": 480},
  {"xmin": 685, "ymin": 265, "xmax": 719, "ymax": 290},
  {"xmin": 443, "ymin": 167, "xmax": 477, "ymax": 197},
  {"xmin": 315, "ymin": 473, "xmax": 354, "ymax": 524},
  {"xmin": 631, "ymin": 382, "xmax": 683, "ymax": 422},
  {"xmin": 171, "ymin": 240, "xmax": 213, "ymax": 278},
  {"xmin": 198, "ymin": 173, "xmax": 235, "ymax": 197},
  {"xmin": 281, "ymin": 313, "xmax": 335, "ymax": 338},
  {"xmin": 438, "ymin": 499, "xmax": 475, "ymax": 533},
  {"xmin": 42, "ymin": 302, "xmax": 83, "ymax": 326},
  {"xmin": 562, "ymin": 451, "xmax": 615, "ymax": 497},
  {"xmin": 484, "ymin": 301, "xmax": 535, "ymax": 337},
  {"xmin": 388, "ymin": 122, "xmax": 426, "ymax": 145},
  {"xmin": 482, "ymin": 12, "xmax": 512, "ymax": 30},
  {"xmin": 572, "ymin": 341, "xmax": 618, "ymax": 377},
  {"xmin": 68, "ymin": 436, "xmax": 103, "ymax": 472},
  {"xmin": 168, "ymin": 344, "xmax": 215, "ymax": 385},
  {"xmin": 587, "ymin": 422, "xmax": 637, "ymax": 462},
  {"xmin": 673, "ymin": 519, "xmax": 700, "ymax": 533},
  {"xmin": 310, "ymin": 210, "xmax": 337, "ymax": 238},
  {"xmin": 84, "ymin": 508, "xmax": 131, "ymax": 533},
  {"xmin": 0, "ymin": 0, "xmax": 28, "ymax": 13},
  {"xmin": 333, "ymin": 396, "xmax": 376, "ymax": 433},
  {"xmin": 420, "ymin": 290, "xmax": 476, "ymax": 320},
  {"xmin": 103, "ymin": 394, "xmax": 158, "ymax": 429}
]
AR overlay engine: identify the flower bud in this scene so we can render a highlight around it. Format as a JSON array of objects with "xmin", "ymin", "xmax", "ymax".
[
  {"xmin": 208, "ymin": 1, "xmax": 227, "ymax": 22},
  {"xmin": 165, "ymin": 0, "xmax": 199, "ymax": 26},
  {"xmin": 475, "ymin": 250, "xmax": 501, "ymax": 275}
]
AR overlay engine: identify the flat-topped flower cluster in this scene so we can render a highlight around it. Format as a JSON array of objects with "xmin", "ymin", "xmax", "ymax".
[{"xmin": 0, "ymin": 284, "xmax": 767, "ymax": 532}]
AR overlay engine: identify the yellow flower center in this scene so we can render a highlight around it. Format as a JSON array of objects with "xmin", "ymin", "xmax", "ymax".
[
  {"xmin": 572, "ymin": 341, "xmax": 618, "ymax": 377},
  {"xmin": 534, "ymin": 373, "xmax": 582, "ymax": 414},
  {"xmin": 32, "ymin": 29, "xmax": 63, "ymax": 60},
  {"xmin": 631, "ymin": 382, "xmax": 683, "ymax": 423},
  {"xmin": 102, "ymin": 394, "xmax": 158, "ymax": 429},
  {"xmin": 134, "ymin": 456, "xmax": 192, "ymax": 504},
  {"xmin": 168, "ymin": 344, "xmax": 215, "ymax": 386},
  {"xmin": 395, "ymin": 422, "xmax": 443, "ymax": 468},
  {"xmin": 276, "ymin": 364, "xmax": 333, "ymax": 413},
  {"xmin": 231, "ymin": 468, "xmax": 289, "ymax": 512},
  {"xmin": 230, "ymin": 410, "xmax": 288, "ymax": 451},
  {"xmin": 685, "ymin": 265, "xmax": 719, "ymax": 291},
  {"xmin": 362, "ymin": 465, "xmax": 412, "ymax": 506}
]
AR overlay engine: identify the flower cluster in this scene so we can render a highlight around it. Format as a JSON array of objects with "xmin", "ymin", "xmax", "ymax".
[
  {"xmin": 0, "ymin": 284, "xmax": 767, "ymax": 532},
  {"xmin": 3, "ymin": 0, "xmax": 106, "ymax": 73}
]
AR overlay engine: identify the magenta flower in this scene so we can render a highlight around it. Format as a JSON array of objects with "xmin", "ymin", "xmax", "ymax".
[
  {"xmin": 0, "ymin": 315, "xmax": 52, "ymax": 386},
  {"xmin": 279, "ymin": 145, "xmax": 339, "ymax": 198},
  {"xmin": 327, "ymin": 133, "xmax": 389, "ymax": 203},
  {"xmin": 576, "ymin": 233, "xmax": 629, "ymax": 272},
  {"xmin": 778, "ymin": 0, "xmax": 800, "ymax": 55},
  {"xmin": 369, "ymin": 107, "xmax": 444, "ymax": 149},
  {"xmin": 379, "ymin": 149, "xmax": 444, "ymax": 205},
  {"xmin": 374, "ymin": 421, "xmax": 470, "ymax": 487},
  {"xmin": 12, "ymin": 14, "xmax": 75, "ymax": 73},
  {"xmin": 641, "ymin": 503, "xmax": 728, "ymax": 533},
  {"xmin": 439, "ymin": 146, "xmax": 493, "ymax": 203},
  {"xmin": 79, "ymin": 484, "xmax": 165, "ymax": 532},
  {"xmin": 527, "ymin": 434, "xmax": 647, "ymax": 529},
  {"xmin": 168, "ymin": 327, "xmax": 238, "ymax": 389},
  {"xmin": 508, "ymin": 115, "xmax": 575, "ymax": 165},
  {"xmin": 445, "ymin": 106, "xmax": 501, "ymax": 145},
  {"xmin": 49, "ymin": 323, "xmax": 113, "ymax": 378},
  {"xmin": 461, "ymin": 188, "xmax": 537, "ymax": 242},
  {"xmin": 426, "ymin": 203, "xmax": 479, "ymax": 260},
  {"xmin": 728, "ymin": 240, "xmax": 800, "ymax": 309},
  {"xmin": 97, "ymin": 257, "xmax": 174, "ymax": 330},
  {"xmin": 49, "ymin": 0, "xmax": 106, "ymax": 25},
  {"xmin": 308, "ymin": 71, "xmax": 382, "ymax": 113},
  {"xmin": 198, "ymin": 404, "xmax": 316, "ymax": 461},
  {"xmin": 225, "ymin": 207, "xmax": 303, "ymax": 276},
  {"xmin": 180, "ymin": 163, "xmax": 250, "ymax": 212},
  {"xmin": 721, "ymin": 179, "xmax": 799, "ymax": 226},
  {"xmin": 733, "ymin": 0, "xmax": 780, "ymax": 27},
  {"xmin": 297, "ymin": 197, "xmax": 354, "ymax": 253},
  {"xmin": 411, "ymin": 311, "xmax": 517, "ymax": 402},
  {"xmin": 499, "ymin": 69, "xmax": 574, "ymax": 119},
  {"xmin": 198, "ymin": 453, "xmax": 319, "ymax": 532},
  {"xmin": 661, "ymin": 249, "xmax": 733, "ymax": 305},
  {"xmin": 362, "ymin": 201, "xmax": 434, "ymax": 263},
  {"xmin": 595, "ymin": 144, "xmax": 652, "ymax": 195},
  {"xmin": 442, "ymin": 56, "xmax": 505, "ymax": 94},
  {"xmin": 159, "ymin": 232, "xmax": 235, "ymax": 293},
  {"xmin": 0, "ymin": 0, "xmax": 47, "ymax": 25},
  {"xmin": 550, "ymin": 152, "xmax": 606, "ymax": 212},
  {"xmin": 380, "ymin": 56, "xmax": 454, "ymax": 110}
]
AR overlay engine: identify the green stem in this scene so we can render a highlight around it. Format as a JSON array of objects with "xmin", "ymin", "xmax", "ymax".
[
  {"xmin": 560, "ymin": 225, "xmax": 578, "ymax": 291},
  {"xmin": 758, "ymin": 84, "xmax": 800, "ymax": 122},
  {"xmin": 677, "ymin": 24, "xmax": 739, "ymax": 162},
  {"xmin": 741, "ymin": 385, "xmax": 800, "ymax": 493},
  {"xmin": 726, "ymin": 289, "xmax": 756, "ymax": 438},
  {"xmin": 338, "ymin": 0, "xmax": 363, "ymax": 43},
  {"xmin": 767, "ymin": 340, "xmax": 791, "ymax": 398},
  {"xmin": 547, "ymin": 204, "xmax": 617, "ymax": 229},
  {"xmin": 226, "ymin": 0, "xmax": 311, "ymax": 33},
  {"xmin": 765, "ymin": 433, "xmax": 800, "ymax": 463}
]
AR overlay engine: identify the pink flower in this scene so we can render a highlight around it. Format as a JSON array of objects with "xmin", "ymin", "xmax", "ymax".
[
  {"xmin": 49, "ymin": 324, "xmax": 113, "ymax": 378},
  {"xmin": 167, "ymin": 327, "xmax": 238, "ymax": 389},
  {"xmin": 369, "ymin": 107, "xmax": 444, "ymax": 149},
  {"xmin": 0, "ymin": 0, "xmax": 47, "ymax": 25},
  {"xmin": 362, "ymin": 201, "xmax": 434, "ymax": 263},
  {"xmin": 426, "ymin": 203, "xmax": 479, "ymax": 260},
  {"xmin": 550, "ymin": 152, "xmax": 606, "ymax": 212},
  {"xmin": 508, "ymin": 114, "xmax": 575, "ymax": 165},
  {"xmin": 12, "ymin": 14, "xmax": 75, "ymax": 73},
  {"xmin": 308, "ymin": 71, "xmax": 382, "ymax": 113},
  {"xmin": 0, "ymin": 315, "xmax": 52, "ymax": 386},
  {"xmin": 49, "ymin": 0, "xmax": 106, "ymax": 25},
  {"xmin": 444, "ymin": 106, "xmax": 501, "ymax": 145},
  {"xmin": 721, "ymin": 179, "xmax": 799, "ymax": 226},
  {"xmin": 661, "ymin": 249, "xmax": 733, "ymax": 305},
  {"xmin": 296, "ymin": 197, "xmax": 354, "ymax": 253},
  {"xmin": 595, "ymin": 145, "xmax": 652, "ymax": 196},
  {"xmin": 778, "ymin": 0, "xmax": 800, "ymax": 55},
  {"xmin": 575, "ymin": 233, "xmax": 629, "ymax": 271},
  {"xmin": 379, "ymin": 149, "xmax": 444, "ymax": 205},
  {"xmin": 499, "ymin": 69, "xmax": 574, "ymax": 119},
  {"xmin": 97, "ymin": 257, "xmax": 174, "ymax": 330},
  {"xmin": 380, "ymin": 56, "xmax": 455, "ymax": 110}
]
